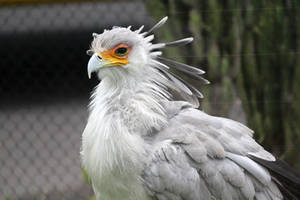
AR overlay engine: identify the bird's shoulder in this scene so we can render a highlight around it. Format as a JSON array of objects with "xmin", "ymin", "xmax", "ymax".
[{"xmin": 158, "ymin": 100, "xmax": 274, "ymax": 161}]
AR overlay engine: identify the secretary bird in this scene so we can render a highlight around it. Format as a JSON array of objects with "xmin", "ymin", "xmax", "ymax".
[{"xmin": 81, "ymin": 17, "xmax": 300, "ymax": 200}]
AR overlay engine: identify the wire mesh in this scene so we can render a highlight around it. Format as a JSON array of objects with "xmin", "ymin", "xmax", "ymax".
[{"xmin": 0, "ymin": 1, "xmax": 150, "ymax": 199}]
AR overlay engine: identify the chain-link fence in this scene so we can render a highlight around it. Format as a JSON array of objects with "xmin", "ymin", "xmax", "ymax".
[{"xmin": 0, "ymin": 1, "xmax": 150, "ymax": 199}]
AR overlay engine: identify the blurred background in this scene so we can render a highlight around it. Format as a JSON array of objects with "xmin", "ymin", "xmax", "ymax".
[{"xmin": 0, "ymin": 0, "xmax": 299, "ymax": 199}]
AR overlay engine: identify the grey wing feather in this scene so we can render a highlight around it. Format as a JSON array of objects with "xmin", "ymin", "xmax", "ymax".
[
  {"xmin": 142, "ymin": 101, "xmax": 283, "ymax": 200},
  {"xmin": 142, "ymin": 140, "xmax": 207, "ymax": 200}
]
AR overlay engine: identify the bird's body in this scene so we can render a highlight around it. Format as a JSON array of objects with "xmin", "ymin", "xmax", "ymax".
[{"xmin": 81, "ymin": 17, "xmax": 300, "ymax": 200}]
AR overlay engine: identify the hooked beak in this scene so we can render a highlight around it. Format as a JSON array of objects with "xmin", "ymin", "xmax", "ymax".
[{"xmin": 87, "ymin": 53, "xmax": 107, "ymax": 79}]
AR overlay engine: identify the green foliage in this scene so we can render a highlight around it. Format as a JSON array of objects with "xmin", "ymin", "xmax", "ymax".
[
  {"xmin": 82, "ymin": 168, "xmax": 92, "ymax": 185},
  {"xmin": 147, "ymin": 0, "xmax": 300, "ymax": 169}
]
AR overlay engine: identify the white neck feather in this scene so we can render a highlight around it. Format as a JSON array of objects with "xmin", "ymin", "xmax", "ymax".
[{"xmin": 81, "ymin": 66, "xmax": 168, "ymax": 189}]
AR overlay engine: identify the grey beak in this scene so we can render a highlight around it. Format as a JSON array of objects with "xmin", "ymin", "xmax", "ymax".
[{"xmin": 87, "ymin": 53, "xmax": 104, "ymax": 79}]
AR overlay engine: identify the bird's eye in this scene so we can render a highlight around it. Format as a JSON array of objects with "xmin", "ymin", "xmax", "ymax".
[{"xmin": 114, "ymin": 47, "xmax": 128, "ymax": 57}]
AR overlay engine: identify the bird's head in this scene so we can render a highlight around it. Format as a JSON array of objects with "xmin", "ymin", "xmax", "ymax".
[
  {"xmin": 87, "ymin": 26, "xmax": 152, "ymax": 80},
  {"xmin": 86, "ymin": 17, "xmax": 209, "ymax": 106}
]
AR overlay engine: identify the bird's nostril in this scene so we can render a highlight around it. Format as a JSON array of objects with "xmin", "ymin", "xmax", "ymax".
[{"xmin": 97, "ymin": 55, "xmax": 102, "ymax": 60}]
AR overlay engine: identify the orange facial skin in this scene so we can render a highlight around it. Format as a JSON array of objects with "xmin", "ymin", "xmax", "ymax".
[{"xmin": 98, "ymin": 44, "xmax": 131, "ymax": 66}]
